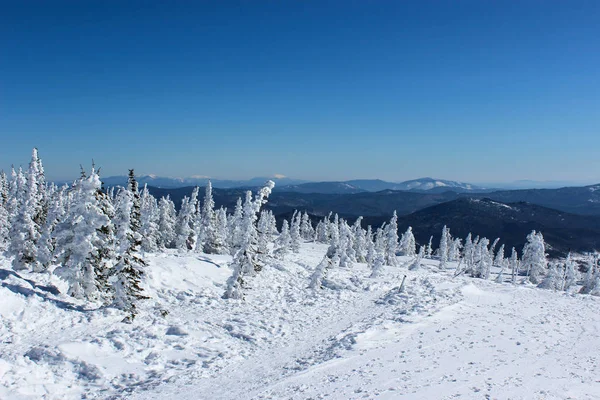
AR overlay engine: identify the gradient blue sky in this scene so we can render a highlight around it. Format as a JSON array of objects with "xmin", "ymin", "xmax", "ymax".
[{"xmin": 1, "ymin": 1, "xmax": 599, "ymax": 183}]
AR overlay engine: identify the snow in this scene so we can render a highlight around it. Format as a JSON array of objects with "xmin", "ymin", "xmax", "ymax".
[{"xmin": 1, "ymin": 244, "xmax": 600, "ymax": 399}]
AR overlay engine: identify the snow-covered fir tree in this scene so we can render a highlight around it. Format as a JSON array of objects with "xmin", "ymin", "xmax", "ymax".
[
  {"xmin": 112, "ymin": 170, "xmax": 148, "ymax": 320},
  {"xmin": 352, "ymin": 217, "xmax": 367, "ymax": 263},
  {"xmin": 438, "ymin": 225, "xmax": 450, "ymax": 268},
  {"xmin": 157, "ymin": 196, "xmax": 177, "ymax": 249},
  {"xmin": 290, "ymin": 210, "xmax": 302, "ymax": 253},
  {"xmin": 448, "ymin": 237, "xmax": 462, "ymax": 262},
  {"xmin": 7, "ymin": 149, "xmax": 47, "ymax": 271},
  {"xmin": 300, "ymin": 212, "xmax": 314, "ymax": 241},
  {"xmin": 53, "ymin": 169, "xmax": 115, "ymax": 301},
  {"xmin": 538, "ymin": 262, "xmax": 563, "ymax": 290},
  {"xmin": 228, "ymin": 197, "xmax": 243, "ymax": 254},
  {"xmin": 409, "ymin": 245, "xmax": 425, "ymax": 271},
  {"xmin": 223, "ymin": 181, "xmax": 275, "ymax": 300},
  {"xmin": 425, "ymin": 235, "xmax": 434, "ymax": 258},
  {"xmin": 309, "ymin": 256, "xmax": 331, "ymax": 290},
  {"xmin": 384, "ymin": 211, "xmax": 399, "ymax": 267},
  {"xmin": 202, "ymin": 181, "xmax": 222, "ymax": 254},
  {"xmin": 274, "ymin": 219, "xmax": 291, "ymax": 259},
  {"xmin": 399, "ymin": 226, "xmax": 416, "ymax": 257},
  {"xmin": 562, "ymin": 253, "xmax": 577, "ymax": 291},
  {"xmin": 580, "ymin": 254, "xmax": 600, "ymax": 295},
  {"xmin": 314, "ymin": 218, "xmax": 328, "ymax": 243},
  {"xmin": 139, "ymin": 185, "xmax": 160, "ymax": 253},
  {"xmin": 510, "ymin": 247, "xmax": 519, "ymax": 285},
  {"xmin": 522, "ymin": 230, "xmax": 547, "ymax": 285}
]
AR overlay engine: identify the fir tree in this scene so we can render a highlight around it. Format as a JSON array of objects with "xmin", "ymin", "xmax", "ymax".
[
  {"xmin": 399, "ymin": 226, "xmax": 416, "ymax": 257},
  {"xmin": 522, "ymin": 231, "xmax": 547, "ymax": 285},
  {"xmin": 157, "ymin": 196, "xmax": 177, "ymax": 248},
  {"xmin": 384, "ymin": 211, "xmax": 399, "ymax": 266},
  {"xmin": 112, "ymin": 170, "xmax": 148, "ymax": 321}
]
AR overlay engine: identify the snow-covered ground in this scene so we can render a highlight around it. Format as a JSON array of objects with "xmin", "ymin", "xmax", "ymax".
[{"xmin": 1, "ymin": 244, "xmax": 599, "ymax": 399}]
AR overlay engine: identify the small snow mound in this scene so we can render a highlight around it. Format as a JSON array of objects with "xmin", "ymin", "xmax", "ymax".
[{"xmin": 166, "ymin": 326, "xmax": 189, "ymax": 336}]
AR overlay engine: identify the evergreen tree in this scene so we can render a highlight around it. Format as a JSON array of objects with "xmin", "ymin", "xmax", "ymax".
[
  {"xmin": 438, "ymin": 225, "xmax": 450, "ymax": 268},
  {"xmin": 157, "ymin": 196, "xmax": 177, "ymax": 248},
  {"xmin": 510, "ymin": 247, "xmax": 519, "ymax": 285},
  {"xmin": 352, "ymin": 217, "xmax": 367, "ymax": 262},
  {"xmin": 309, "ymin": 256, "xmax": 331, "ymax": 290},
  {"xmin": 274, "ymin": 219, "xmax": 291, "ymax": 259},
  {"xmin": 409, "ymin": 245, "xmax": 425, "ymax": 271},
  {"xmin": 53, "ymin": 169, "xmax": 115, "ymax": 301},
  {"xmin": 522, "ymin": 231, "xmax": 547, "ymax": 285},
  {"xmin": 399, "ymin": 226, "xmax": 417, "ymax": 257},
  {"xmin": 580, "ymin": 254, "xmax": 600, "ymax": 295},
  {"xmin": 538, "ymin": 262, "xmax": 562, "ymax": 290},
  {"xmin": 139, "ymin": 185, "xmax": 160, "ymax": 252},
  {"xmin": 563, "ymin": 253, "xmax": 577, "ymax": 291},
  {"xmin": 384, "ymin": 211, "xmax": 399, "ymax": 267},
  {"xmin": 290, "ymin": 210, "xmax": 301, "ymax": 253},
  {"xmin": 228, "ymin": 197, "xmax": 243, "ymax": 254},
  {"xmin": 425, "ymin": 235, "xmax": 434, "ymax": 258},
  {"xmin": 8, "ymin": 150, "xmax": 46, "ymax": 271},
  {"xmin": 223, "ymin": 181, "xmax": 275, "ymax": 299},
  {"xmin": 112, "ymin": 170, "xmax": 148, "ymax": 320},
  {"xmin": 449, "ymin": 237, "xmax": 463, "ymax": 262},
  {"xmin": 202, "ymin": 181, "xmax": 222, "ymax": 253},
  {"xmin": 300, "ymin": 212, "xmax": 314, "ymax": 241}
]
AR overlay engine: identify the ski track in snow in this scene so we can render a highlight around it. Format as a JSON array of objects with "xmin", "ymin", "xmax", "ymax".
[{"xmin": 1, "ymin": 244, "xmax": 599, "ymax": 399}]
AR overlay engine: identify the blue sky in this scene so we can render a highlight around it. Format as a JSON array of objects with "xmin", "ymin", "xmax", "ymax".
[{"xmin": 1, "ymin": 1, "xmax": 599, "ymax": 183}]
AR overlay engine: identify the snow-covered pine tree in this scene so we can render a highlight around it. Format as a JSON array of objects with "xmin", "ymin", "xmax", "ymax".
[
  {"xmin": 425, "ymin": 235, "xmax": 434, "ymax": 259},
  {"xmin": 223, "ymin": 181, "xmax": 275, "ymax": 300},
  {"xmin": 449, "ymin": 237, "xmax": 463, "ymax": 262},
  {"xmin": 352, "ymin": 217, "xmax": 367, "ymax": 263},
  {"xmin": 580, "ymin": 254, "xmax": 600, "ymax": 295},
  {"xmin": 399, "ymin": 226, "xmax": 416, "ymax": 257},
  {"xmin": 409, "ymin": 245, "xmax": 425, "ymax": 271},
  {"xmin": 562, "ymin": 253, "xmax": 577, "ymax": 291},
  {"xmin": 0, "ymin": 195, "xmax": 10, "ymax": 252},
  {"xmin": 365, "ymin": 225, "xmax": 375, "ymax": 268},
  {"xmin": 53, "ymin": 169, "xmax": 115, "ymax": 301},
  {"xmin": 290, "ymin": 210, "xmax": 301, "ymax": 253},
  {"xmin": 315, "ymin": 218, "xmax": 328, "ymax": 243},
  {"xmin": 175, "ymin": 187, "xmax": 200, "ymax": 251},
  {"xmin": 494, "ymin": 244, "xmax": 506, "ymax": 268},
  {"xmin": 201, "ymin": 181, "xmax": 221, "ymax": 253},
  {"xmin": 112, "ymin": 170, "xmax": 149, "ymax": 321},
  {"xmin": 522, "ymin": 231, "xmax": 547, "ymax": 285},
  {"xmin": 438, "ymin": 225, "xmax": 450, "ymax": 268},
  {"xmin": 139, "ymin": 185, "xmax": 160, "ymax": 253},
  {"xmin": 228, "ymin": 197, "xmax": 243, "ymax": 254},
  {"xmin": 538, "ymin": 261, "xmax": 562, "ymax": 290},
  {"xmin": 7, "ymin": 150, "xmax": 47, "ymax": 271},
  {"xmin": 309, "ymin": 256, "xmax": 332, "ymax": 290},
  {"xmin": 274, "ymin": 219, "xmax": 291, "ymax": 259},
  {"xmin": 36, "ymin": 185, "xmax": 68, "ymax": 271},
  {"xmin": 256, "ymin": 210, "xmax": 271, "ymax": 258},
  {"xmin": 472, "ymin": 238, "xmax": 492, "ymax": 279},
  {"xmin": 211, "ymin": 207, "xmax": 229, "ymax": 255},
  {"xmin": 510, "ymin": 247, "xmax": 519, "ymax": 285},
  {"xmin": 384, "ymin": 211, "xmax": 399, "ymax": 267},
  {"xmin": 300, "ymin": 212, "xmax": 314, "ymax": 241},
  {"xmin": 157, "ymin": 195, "xmax": 177, "ymax": 248},
  {"xmin": 338, "ymin": 220, "xmax": 355, "ymax": 268}
]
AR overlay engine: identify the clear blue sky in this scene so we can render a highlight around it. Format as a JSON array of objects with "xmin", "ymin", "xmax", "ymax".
[{"xmin": 1, "ymin": 1, "xmax": 599, "ymax": 183}]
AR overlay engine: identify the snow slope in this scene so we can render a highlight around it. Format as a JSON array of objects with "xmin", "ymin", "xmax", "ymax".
[{"xmin": 1, "ymin": 245, "xmax": 599, "ymax": 399}]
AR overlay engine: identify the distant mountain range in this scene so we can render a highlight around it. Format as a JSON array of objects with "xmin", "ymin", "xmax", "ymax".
[
  {"xmin": 276, "ymin": 178, "xmax": 487, "ymax": 194},
  {"xmin": 98, "ymin": 175, "xmax": 308, "ymax": 189}
]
